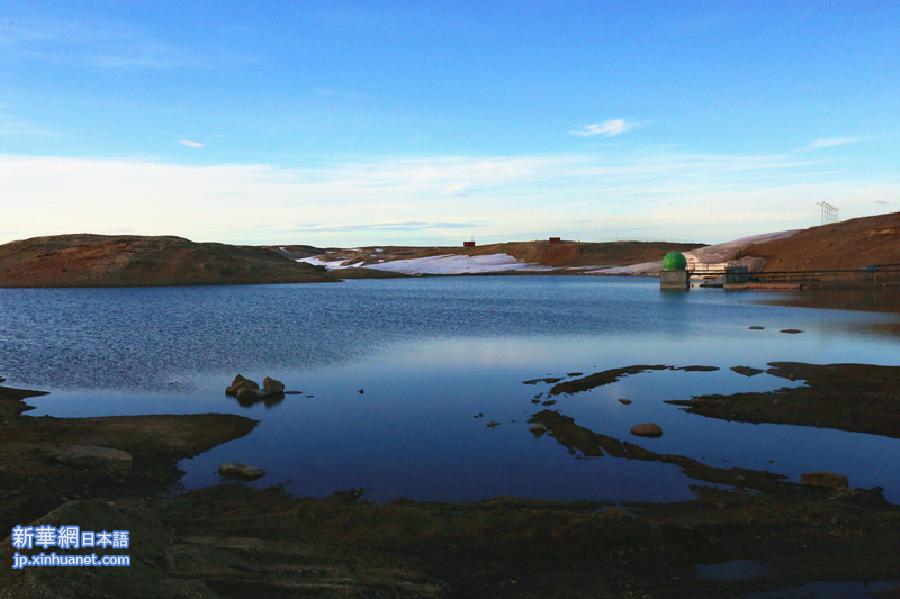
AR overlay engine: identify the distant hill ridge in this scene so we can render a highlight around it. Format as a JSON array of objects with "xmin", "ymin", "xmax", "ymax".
[
  {"xmin": 2, "ymin": 212, "xmax": 897, "ymax": 287},
  {"xmin": 0, "ymin": 234, "xmax": 337, "ymax": 287}
]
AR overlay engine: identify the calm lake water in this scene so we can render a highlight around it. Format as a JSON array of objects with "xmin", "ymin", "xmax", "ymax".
[{"xmin": 1, "ymin": 276, "xmax": 898, "ymax": 503}]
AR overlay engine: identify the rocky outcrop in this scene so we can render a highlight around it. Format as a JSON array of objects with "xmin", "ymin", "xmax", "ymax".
[
  {"xmin": 226, "ymin": 375, "xmax": 288, "ymax": 407},
  {"xmin": 0, "ymin": 234, "xmax": 338, "ymax": 287}
]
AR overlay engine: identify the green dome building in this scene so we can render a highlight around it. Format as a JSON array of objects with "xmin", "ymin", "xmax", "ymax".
[
  {"xmin": 660, "ymin": 251, "xmax": 690, "ymax": 291},
  {"xmin": 662, "ymin": 251, "xmax": 687, "ymax": 271}
]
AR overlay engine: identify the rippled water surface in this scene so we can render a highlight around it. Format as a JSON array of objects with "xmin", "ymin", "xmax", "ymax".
[{"xmin": 1, "ymin": 276, "xmax": 898, "ymax": 502}]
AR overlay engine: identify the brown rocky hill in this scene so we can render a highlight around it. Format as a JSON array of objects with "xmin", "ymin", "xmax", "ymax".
[
  {"xmin": 743, "ymin": 211, "xmax": 900, "ymax": 271},
  {"xmin": 497, "ymin": 240, "xmax": 703, "ymax": 267},
  {"xmin": 0, "ymin": 235, "xmax": 338, "ymax": 287}
]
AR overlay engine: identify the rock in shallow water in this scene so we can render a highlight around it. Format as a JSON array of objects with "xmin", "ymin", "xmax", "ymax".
[
  {"xmin": 235, "ymin": 387, "xmax": 267, "ymax": 402},
  {"xmin": 263, "ymin": 377, "xmax": 285, "ymax": 393},
  {"xmin": 226, "ymin": 374, "xmax": 260, "ymax": 396},
  {"xmin": 218, "ymin": 463, "xmax": 265, "ymax": 481},
  {"xmin": 618, "ymin": 398, "xmax": 632, "ymax": 405},
  {"xmin": 630, "ymin": 423, "xmax": 663, "ymax": 438},
  {"xmin": 731, "ymin": 365, "xmax": 763, "ymax": 377},
  {"xmin": 528, "ymin": 424, "xmax": 546, "ymax": 437}
]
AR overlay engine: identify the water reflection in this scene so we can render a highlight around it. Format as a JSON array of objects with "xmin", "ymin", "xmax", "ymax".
[{"xmin": 5, "ymin": 276, "xmax": 899, "ymax": 504}]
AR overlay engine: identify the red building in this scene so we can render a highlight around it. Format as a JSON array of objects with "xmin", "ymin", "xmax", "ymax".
[
  {"xmin": 463, "ymin": 241, "xmax": 476, "ymax": 247},
  {"xmin": 548, "ymin": 237, "xmax": 561, "ymax": 244}
]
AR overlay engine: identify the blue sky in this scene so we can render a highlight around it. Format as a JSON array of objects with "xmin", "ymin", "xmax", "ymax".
[{"xmin": 1, "ymin": 1, "xmax": 898, "ymax": 245}]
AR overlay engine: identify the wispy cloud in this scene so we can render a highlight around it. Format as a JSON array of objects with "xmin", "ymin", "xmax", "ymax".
[
  {"xmin": 0, "ymin": 110, "xmax": 57, "ymax": 137},
  {"xmin": 1, "ymin": 150, "xmax": 896, "ymax": 246},
  {"xmin": 292, "ymin": 221, "xmax": 474, "ymax": 233},
  {"xmin": 179, "ymin": 139, "xmax": 205, "ymax": 149},
  {"xmin": 801, "ymin": 136, "xmax": 865, "ymax": 151},
  {"xmin": 0, "ymin": 17, "xmax": 206, "ymax": 69},
  {"xmin": 570, "ymin": 119, "xmax": 641, "ymax": 138}
]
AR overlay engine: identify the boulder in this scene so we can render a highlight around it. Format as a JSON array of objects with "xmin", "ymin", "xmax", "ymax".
[
  {"xmin": 748, "ymin": 325, "xmax": 765, "ymax": 330},
  {"xmin": 226, "ymin": 374, "xmax": 260, "ymax": 396},
  {"xmin": 780, "ymin": 328, "xmax": 804, "ymax": 334},
  {"xmin": 263, "ymin": 377, "xmax": 285, "ymax": 393},
  {"xmin": 618, "ymin": 398, "xmax": 632, "ymax": 405},
  {"xmin": 218, "ymin": 463, "xmax": 265, "ymax": 481},
  {"xmin": 630, "ymin": 423, "xmax": 663, "ymax": 438},
  {"xmin": 235, "ymin": 387, "xmax": 267, "ymax": 403},
  {"xmin": 800, "ymin": 471, "xmax": 848, "ymax": 490},
  {"xmin": 53, "ymin": 445, "xmax": 133, "ymax": 472}
]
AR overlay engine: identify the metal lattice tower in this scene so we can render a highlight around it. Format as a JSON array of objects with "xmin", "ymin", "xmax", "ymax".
[{"xmin": 816, "ymin": 201, "xmax": 839, "ymax": 225}]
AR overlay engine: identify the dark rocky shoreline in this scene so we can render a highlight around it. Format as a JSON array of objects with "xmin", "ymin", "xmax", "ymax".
[{"xmin": 1, "ymin": 365, "xmax": 899, "ymax": 597}]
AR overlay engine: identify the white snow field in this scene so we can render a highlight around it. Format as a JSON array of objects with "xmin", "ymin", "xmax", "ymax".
[
  {"xmin": 364, "ymin": 253, "xmax": 558, "ymax": 275},
  {"xmin": 296, "ymin": 256, "xmax": 364, "ymax": 270},
  {"xmin": 301, "ymin": 253, "xmax": 554, "ymax": 275}
]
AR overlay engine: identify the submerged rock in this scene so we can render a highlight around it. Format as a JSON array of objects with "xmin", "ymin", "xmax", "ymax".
[
  {"xmin": 523, "ymin": 377, "xmax": 563, "ymax": 385},
  {"xmin": 630, "ymin": 423, "xmax": 663, "ymax": 438},
  {"xmin": 618, "ymin": 398, "xmax": 632, "ymax": 405},
  {"xmin": 731, "ymin": 365, "xmax": 763, "ymax": 377},
  {"xmin": 528, "ymin": 424, "xmax": 546, "ymax": 437},
  {"xmin": 218, "ymin": 463, "xmax": 265, "ymax": 481},
  {"xmin": 748, "ymin": 325, "xmax": 765, "ymax": 330},
  {"xmin": 263, "ymin": 377, "xmax": 285, "ymax": 393},
  {"xmin": 541, "ymin": 399, "xmax": 557, "ymax": 407},
  {"xmin": 54, "ymin": 445, "xmax": 133, "ymax": 472},
  {"xmin": 801, "ymin": 471, "xmax": 848, "ymax": 490},
  {"xmin": 780, "ymin": 328, "xmax": 804, "ymax": 334},
  {"xmin": 486, "ymin": 420, "xmax": 500, "ymax": 428}
]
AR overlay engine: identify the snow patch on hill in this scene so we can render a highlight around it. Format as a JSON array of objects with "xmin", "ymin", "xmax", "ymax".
[
  {"xmin": 685, "ymin": 230, "xmax": 796, "ymax": 264},
  {"xmin": 296, "ymin": 256, "xmax": 362, "ymax": 270},
  {"xmin": 359, "ymin": 253, "xmax": 557, "ymax": 275}
]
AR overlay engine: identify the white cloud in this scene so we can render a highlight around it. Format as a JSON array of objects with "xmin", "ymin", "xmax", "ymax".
[
  {"xmin": 179, "ymin": 139, "xmax": 205, "ymax": 149},
  {"xmin": 570, "ymin": 119, "xmax": 640, "ymax": 138},
  {"xmin": 802, "ymin": 136, "xmax": 864, "ymax": 151},
  {"xmin": 0, "ymin": 151, "xmax": 897, "ymax": 246}
]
